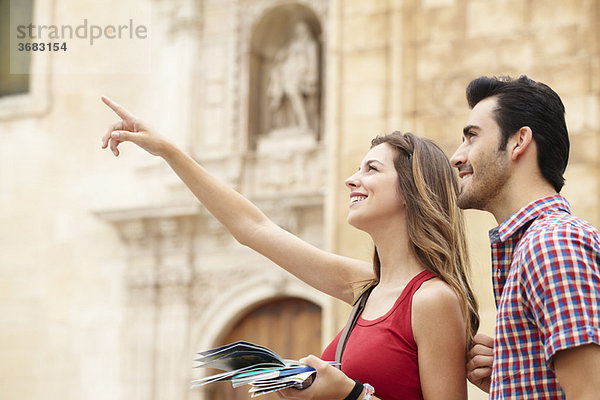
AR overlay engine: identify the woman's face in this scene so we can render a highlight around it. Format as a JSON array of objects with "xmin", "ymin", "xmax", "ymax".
[{"xmin": 344, "ymin": 143, "xmax": 405, "ymax": 232}]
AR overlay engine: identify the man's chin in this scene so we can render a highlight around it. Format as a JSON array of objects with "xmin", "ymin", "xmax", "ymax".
[{"xmin": 457, "ymin": 191, "xmax": 484, "ymax": 211}]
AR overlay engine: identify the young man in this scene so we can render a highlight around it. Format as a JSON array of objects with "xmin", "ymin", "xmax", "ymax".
[{"xmin": 450, "ymin": 76, "xmax": 600, "ymax": 399}]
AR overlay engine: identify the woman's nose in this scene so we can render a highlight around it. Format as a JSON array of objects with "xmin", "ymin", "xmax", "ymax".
[{"xmin": 344, "ymin": 172, "xmax": 359, "ymax": 189}]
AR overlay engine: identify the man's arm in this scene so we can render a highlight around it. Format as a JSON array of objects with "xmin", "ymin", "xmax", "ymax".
[{"xmin": 554, "ymin": 343, "xmax": 600, "ymax": 400}]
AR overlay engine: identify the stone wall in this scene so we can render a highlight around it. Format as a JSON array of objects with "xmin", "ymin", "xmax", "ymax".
[{"xmin": 0, "ymin": 1, "xmax": 598, "ymax": 399}]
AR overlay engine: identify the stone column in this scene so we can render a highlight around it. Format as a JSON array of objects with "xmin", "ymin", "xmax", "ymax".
[
  {"xmin": 120, "ymin": 220, "xmax": 158, "ymax": 400},
  {"xmin": 98, "ymin": 208, "xmax": 198, "ymax": 400},
  {"xmin": 153, "ymin": 217, "xmax": 194, "ymax": 400}
]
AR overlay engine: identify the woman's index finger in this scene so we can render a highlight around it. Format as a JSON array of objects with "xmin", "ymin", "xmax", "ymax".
[{"xmin": 101, "ymin": 96, "xmax": 136, "ymax": 121}]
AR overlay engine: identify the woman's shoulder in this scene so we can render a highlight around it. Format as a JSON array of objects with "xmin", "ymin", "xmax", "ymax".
[
  {"xmin": 411, "ymin": 277, "xmax": 466, "ymax": 348},
  {"xmin": 412, "ymin": 278, "xmax": 463, "ymax": 326},
  {"xmin": 415, "ymin": 276, "xmax": 459, "ymax": 301}
]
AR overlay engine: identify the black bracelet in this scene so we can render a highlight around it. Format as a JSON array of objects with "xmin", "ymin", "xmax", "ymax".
[{"xmin": 344, "ymin": 380, "xmax": 364, "ymax": 400}]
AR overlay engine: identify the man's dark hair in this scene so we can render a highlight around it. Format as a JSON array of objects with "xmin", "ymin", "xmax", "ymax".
[{"xmin": 466, "ymin": 75, "xmax": 569, "ymax": 192}]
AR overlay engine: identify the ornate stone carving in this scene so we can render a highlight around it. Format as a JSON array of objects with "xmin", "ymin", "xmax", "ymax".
[
  {"xmin": 267, "ymin": 20, "xmax": 319, "ymax": 132},
  {"xmin": 238, "ymin": 1, "xmax": 326, "ymax": 152}
]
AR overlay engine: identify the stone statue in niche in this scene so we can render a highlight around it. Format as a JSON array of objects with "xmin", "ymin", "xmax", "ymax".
[{"xmin": 267, "ymin": 21, "xmax": 318, "ymax": 132}]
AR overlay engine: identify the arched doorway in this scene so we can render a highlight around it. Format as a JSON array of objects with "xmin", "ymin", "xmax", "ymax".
[{"xmin": 206, "ymin": 297, "xmax": 322, "ymax": 400}]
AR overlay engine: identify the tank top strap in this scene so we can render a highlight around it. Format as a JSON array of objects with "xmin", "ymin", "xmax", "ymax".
[
  {"xmin": 356, "ymin": 269, "xmax": 438, "ymax": 327},
  {"xmin": 402, "ymin": 269, "xmax": 437, "ymax": 301}
]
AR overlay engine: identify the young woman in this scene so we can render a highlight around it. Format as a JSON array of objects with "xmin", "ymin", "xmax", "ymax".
[{"xmin": 101, "ymin": 96, "xmax": 479, "ymax": 400}]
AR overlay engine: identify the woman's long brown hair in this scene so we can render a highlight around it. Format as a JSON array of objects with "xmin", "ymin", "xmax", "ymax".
[{"xmin": 370, "ymin": 132, "xmax": 480, "ymax": 350}]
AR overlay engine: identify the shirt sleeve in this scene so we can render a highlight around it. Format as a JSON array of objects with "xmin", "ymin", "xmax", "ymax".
[{"xmin": 524, "ymin": 223, "xmax": 600, "ymax": 364}]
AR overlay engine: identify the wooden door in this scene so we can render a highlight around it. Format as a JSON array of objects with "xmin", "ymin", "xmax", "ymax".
[{"xmin": 206, "ymin": 297, "xmax": 322, "ymax": 400}]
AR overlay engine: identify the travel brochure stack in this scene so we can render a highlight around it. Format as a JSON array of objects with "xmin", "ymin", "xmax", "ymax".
[{"xmin": 191, "ymin": 341, "xmax": 331, "ymax": 397}]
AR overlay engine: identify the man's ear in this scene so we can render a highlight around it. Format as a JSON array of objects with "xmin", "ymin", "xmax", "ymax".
[{"xmin": 509, "ymin": 126, "xmax": 534, "ymax": 161}]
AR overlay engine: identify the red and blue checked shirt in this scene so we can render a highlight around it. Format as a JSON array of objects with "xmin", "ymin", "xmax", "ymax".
[{"xmin": 489, "ymin": 194, "xmax": 600, "ymax": 399}]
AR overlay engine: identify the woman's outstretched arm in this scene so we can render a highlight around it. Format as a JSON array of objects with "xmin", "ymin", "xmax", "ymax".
[{"xmin": 100, "ymin": 96, "xmax": 372, "ymax": 303}]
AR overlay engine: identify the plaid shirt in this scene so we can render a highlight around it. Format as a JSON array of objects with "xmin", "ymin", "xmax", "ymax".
[{"xmin": 489, "ymin": 194, "xmax": 600, "ymax": 399}]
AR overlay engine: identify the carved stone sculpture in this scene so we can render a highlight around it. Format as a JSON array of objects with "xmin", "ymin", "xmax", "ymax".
[{"xmin": 267, "ymin": 21, "xmax": 318, "ymax": 131}]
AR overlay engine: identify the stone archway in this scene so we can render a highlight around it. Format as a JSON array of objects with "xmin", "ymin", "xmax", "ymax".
[{"xmin": 206, "ymin": 297, "xmax": 322, "ymax": 400}]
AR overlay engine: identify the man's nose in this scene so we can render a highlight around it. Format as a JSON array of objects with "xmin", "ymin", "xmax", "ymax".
[{"xmin": 450, "ymin": 144, "xmax": 466, "ymax": 168}]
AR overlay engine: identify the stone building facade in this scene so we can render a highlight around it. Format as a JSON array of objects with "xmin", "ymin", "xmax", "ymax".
[{"xmin": 1, "ymin": 0, "xmax": 598, "ymax": 400}]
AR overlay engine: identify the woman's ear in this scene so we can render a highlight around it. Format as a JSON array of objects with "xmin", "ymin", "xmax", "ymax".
[{"xmin": 510, "ymin": 126, "xmax": 533, "ymax": 161}]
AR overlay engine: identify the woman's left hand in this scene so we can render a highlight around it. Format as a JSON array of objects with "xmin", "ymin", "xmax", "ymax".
[{"xmin": 277, "ymin": 355, "xmax": 356, "ymax": 400}]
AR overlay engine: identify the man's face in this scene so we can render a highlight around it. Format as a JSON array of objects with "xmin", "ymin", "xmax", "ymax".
[{"xmin": 450, "ymin": 97, "xmax": 512, "ymax": 212}]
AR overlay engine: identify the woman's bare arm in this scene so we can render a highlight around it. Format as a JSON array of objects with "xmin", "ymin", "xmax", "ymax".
[
  {"xmin": 101, "ymin": 96, "xmax": 372, "ymax": 302},
  {"xmin": 412, "ymin": 279, "xmax": 468, "ymax": 400}
]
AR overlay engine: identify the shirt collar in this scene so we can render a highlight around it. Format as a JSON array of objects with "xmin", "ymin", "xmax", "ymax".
[{"xmin": 489, "ymin": 194, "xmax": 571, "ymax": 244}]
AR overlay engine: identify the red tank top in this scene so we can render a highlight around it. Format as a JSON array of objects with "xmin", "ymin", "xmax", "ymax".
[{"xmin": 321, "ymin": 270, "xmax": 436, "ymax": 400}]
